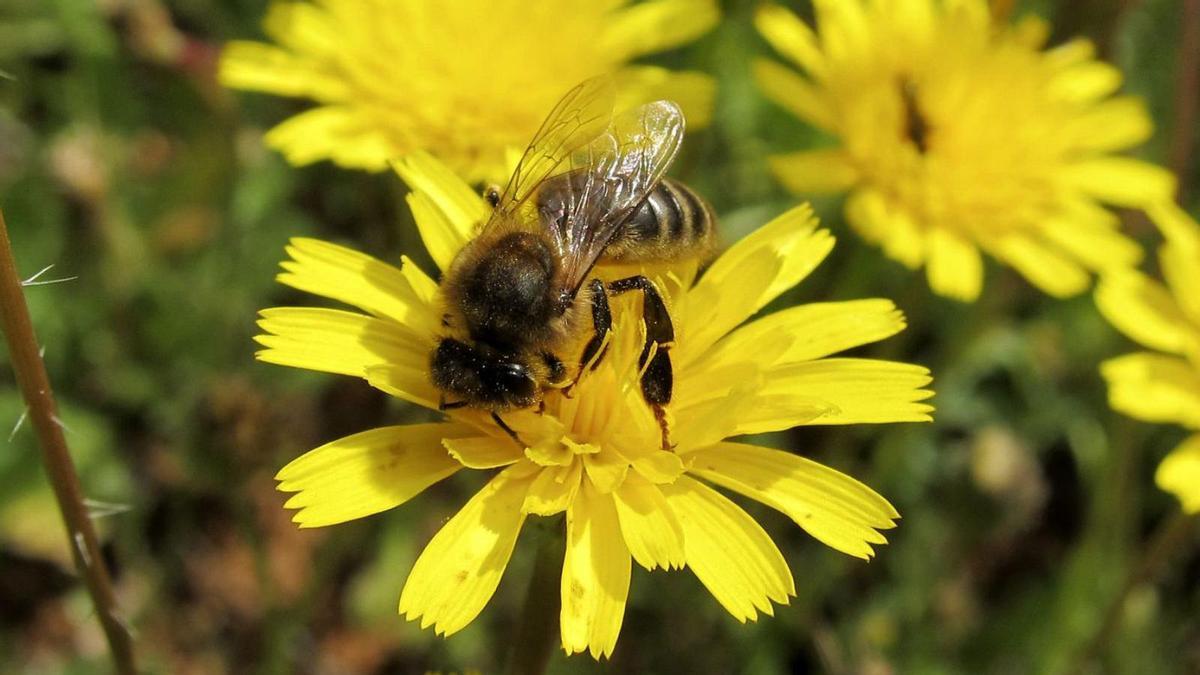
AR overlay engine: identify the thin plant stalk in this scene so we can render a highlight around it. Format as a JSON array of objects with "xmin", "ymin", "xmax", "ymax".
[
  {"xmin": 1067, "ymin": 1, "xmax": 1200, "ymax": 667},
  {"xmin": 1170, "ymin": 0, "xmax": 1200, "ymax": 203},
  {"xmin": 505, "ymin": 522, "xmax": 564, "ymax": 675},
  {"xmin": 0, "ymin": 209, "xmax": 137, "ymax": 674},
  {"xmin": 1067, "ymin": 511, "xmax": 1195, "ymax": 674}
]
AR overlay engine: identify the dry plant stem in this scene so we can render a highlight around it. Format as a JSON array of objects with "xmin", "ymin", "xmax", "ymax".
[
  {"xmin": 505, "ymin": 525, "xmax": 564, "ymax": 675},
  {"xmin": 1170, "ymin": 0, "xmax": 1200, "ymax": 203},
  {"xmin": 1068, "ymin": 511, "xmax": 1196, "ymax": 674},
  {"xmin": 0, "ymin": 209, "xmax": 137, "ymax": 675}
]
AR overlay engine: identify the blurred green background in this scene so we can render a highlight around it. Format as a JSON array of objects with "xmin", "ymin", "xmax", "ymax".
[{"xmin": 1, "ymin": 0, "xmax": 1197, "ymax": 673}]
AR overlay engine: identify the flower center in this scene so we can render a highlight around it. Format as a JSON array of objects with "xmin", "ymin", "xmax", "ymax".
[{"xmin": 832, "ymin": 22, "xmax": 1072, "ymax": 238}]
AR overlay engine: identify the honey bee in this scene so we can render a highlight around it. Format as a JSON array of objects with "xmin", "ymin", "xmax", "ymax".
[{"xmin": 430, "ymin": 77, "xmax": 716, "ymax": 449}]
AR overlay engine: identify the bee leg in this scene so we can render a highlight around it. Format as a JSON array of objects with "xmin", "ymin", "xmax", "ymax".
[
  {"xmin": 439, "ymin": 397, "xmax": 469, "ymax": 411},
  {"xmin": 578, "ymin": 279, "xmax": 613, "ymax": 373},
  {"xmin": 491, "ymin": 411, "xmax": 526, "ymax": 449},
  {"xmin": 608, "ymin": 276, "xmax": 675, "ymax": 450}
]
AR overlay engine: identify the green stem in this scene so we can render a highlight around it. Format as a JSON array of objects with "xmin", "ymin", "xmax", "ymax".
[
  {"xmin": 505, "ymin": 522, "xmax": 564, "ymax": 675},
  {"xmin": 0, "ymin": 209, "xmax": 137, "ymax": 674},
  {"xmin": 1066, "ymin": 511, "xmax": 1196, "ymax": 674},
  {"xmin": 1169, "ymin": 0, "xmax": 1200, "ymax": 203}
]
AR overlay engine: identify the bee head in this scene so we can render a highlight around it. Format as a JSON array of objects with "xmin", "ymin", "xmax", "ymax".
[{"xmin": 430, "ymin": 337, "xmax": 538, "ymax": 410}]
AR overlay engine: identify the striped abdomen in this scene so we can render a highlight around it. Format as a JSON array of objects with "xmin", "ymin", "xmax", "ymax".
[{"xmin": 605, "ymin": 178, "xmax": 717, "ymax": 263}]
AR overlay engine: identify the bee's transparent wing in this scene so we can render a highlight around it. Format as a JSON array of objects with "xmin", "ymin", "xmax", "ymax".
[
  {"xmin": 489, "ymin": 77, "xmax": 616, "ymax": 224},
  {"xmin": 540, "ymin": 99, "xmax": 686, "ymax": 295}
]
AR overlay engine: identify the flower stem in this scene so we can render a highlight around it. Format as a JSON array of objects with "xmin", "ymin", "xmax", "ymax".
[
  {"xmin": 1169, "ymin": 0, "xmax": 1200, "ymax": 203},
  {"xmin": 1067, "ymin": 510, "xmax": 1196, "ymax": 674},
  {"xmin": 505, "ymin": 520, "xmax": 564, "ymax": 675},
  {"xmin": 0, "ymin": 209, "xmax": 137, "ymax": 674}
]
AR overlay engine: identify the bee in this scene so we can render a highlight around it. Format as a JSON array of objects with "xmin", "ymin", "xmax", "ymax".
[{"xmin": 430, "ymin": 77, "xmax": 716, "ymax": 449}]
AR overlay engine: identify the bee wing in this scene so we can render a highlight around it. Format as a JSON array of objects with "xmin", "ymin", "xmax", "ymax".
[
  {"xmin": 542, "ymin": 99, "xmax": 686, "ymax": 295},
  {"xmin": 490, "ymin": 77, "xmax": 616, "ymax": 223}
]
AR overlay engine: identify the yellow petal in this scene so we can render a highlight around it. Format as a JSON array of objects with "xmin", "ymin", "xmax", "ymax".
[
  {"xmin": 681, "ymin": 205, "xmax": 833, "ymax": 361},
  {"xmin": 1010, "ymin": 15, "xmax": 1051, "ymax": 48},
  {"xmin": 698, "ymin": 299, "xmax": 906, "ymax": 370},
  {"xmin": 264, "ymin": 106, "xmax": 395, "ymax": 170},
  {"xmin": 1071, "ymin": 96, "xmax": 1153, "ymax": 152},
  {"xmin": 260, "ymin": 0, "xmax": 337, "ymax": 55},
  {"xmin": 601, "ymin": 0, "xmax": 719, "ymax": 61},
  {"xmin": 630, "ymin": 449, "xmax": 686, "ymax": 484},
  {"xmin": 614, "ymin": 65, "xmax": 716, "ymax": 129},
  {"xmin": 991, "ymin": 234, "xmax": 1090, "ymax": 298},
  {"xmin": 612, "ymin": 473, "xmax": 685, "ymax": 570},
  {"xmin": 1040, "ymin": 210, "xmax": 1142, "ymax": 274},
  {"xmin": 442, "ymin": 436, "xmax": 524, "ymax": 469},
  {"xmin": 399, "ymin": 466, "xmax": 531, "ymax": 635},
  {"xmin": 1061, "ymin": 158, "xmax": 1176, "ymax": 208},
  {"xmin": 845, "ymin": 189, "xmax": 925, "ymax": 269},
  {"xmin": 1148, "ymin": 202, "xmax": 1200, "ymax": 323},
  {"xmin": 255, "ymin": 307, "xmax": 428, "ymax": 378},
  {"xmin": 1147, "ymin": 200, "xmax": 1200, "ymax": 250},
  {"xmin": 365, "ymin": 363, "xmax": 440, "ymax": 410},
  {"xmin": 1048, "ymin": 60, "xmax": 1122, "ymax": 103},
  {"xmin": 690, "ymin": 443, "xmax": 898, "ymax": 559},
  {"xmin": 523, "ymin": 462, "xmax": 582, "ymax": 516},
  {"xmin": 884, "ymin": 0, "xmax": 935, "ymax": 43},
  {"xmin": 1161, "ymin": 239, "xmax": 1200, "ymax": 327},
  {"xmin": 583, "ymin": 449, "xmax": 631, "ymax": 494},
  {"xmin": 1101, "ymin": 353, "xmax": 1200, "ymax": 427},
  {"xmin": 672, "ymin": 377, "xmax": 768, "ymax": 451},
  {"xmin": 525, "ymin": 439, "xmax": 576, "ymax": 467},
  {"xmin": 753, "ymin": 59, "xmax": 835, "ymax": 131},
  {"xmin": 277, "ymin": 238, "xmax": 439, "ymax": 334},
  {"xmin": 737, "ymin": 358, "xmax": 934, "ymax": 433},
  {"xmin": 1044, "ymin": 37, "xmax": 1096, "ymax": 70},
  {"xmin": 754, "ymin": 3, "xmax": 826, "ymax": 77},
  {"xmin": 811, "ymin": 0, "xmax": 872, "ymax": 63},
  {"xmin": 219, "ymin": 41, "xmax": 346, "ymax": 99},
  {"xmin": 767, "ymin": 149, "xmax": 859, "ymax": 194},
  {"xmin": 561, "ymin": 482, "xmax": 631, "ymax": 660},
  {"xmin": 277, "ymin": 423, "xmax": 469, "ymax": 527},
  {"xmin": 1156, "ymin": 434, "xmax": 1200, "ymax": 513},
  {"xmin": 1095, "ymin": 270, "xmax": 1194, "ymax": 355},
  {"xmin": 925, "ymin": 228, "xmax": 984, "ymax": 301},
  {"xmin": 392, "ymin": 151, "xmax": 488, "ymax": 271},
  {"xmin": 661, "ymin": 476, "xmax": 794, "ymax": 622}
]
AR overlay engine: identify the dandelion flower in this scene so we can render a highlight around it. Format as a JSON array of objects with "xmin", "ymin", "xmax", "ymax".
[
  {"xmin": 1096, "ymin": 202, "xmax": 1200, "ymax": 513},
  {"xmin": 219, "ymin": 0, "xmax": 718, "ymax": 182},
  {"xmin": 257, "ymin": 152, "xmax": 933, "ymax": 658},
  {"xmin": 754, "ymin": 0, "xmax": 1175, "ymax": 301}
]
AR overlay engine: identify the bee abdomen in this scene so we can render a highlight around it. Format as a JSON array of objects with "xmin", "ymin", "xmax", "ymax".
[{"xmin": 607, "ymin": 179, "xmax": 716, "ymax": 262}]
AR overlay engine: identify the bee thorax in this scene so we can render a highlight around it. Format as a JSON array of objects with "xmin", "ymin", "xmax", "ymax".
[{"xmin": 457, "ymin": 232, "xmax": 560, "ymax": 348}]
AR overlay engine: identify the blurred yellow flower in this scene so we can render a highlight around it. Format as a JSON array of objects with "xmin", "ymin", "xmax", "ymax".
[
  {"xmin": 1096, "ymin": 201, "xmax": 1200, "ymax": 513},
  {"xmin": 754, "ymin": 0, "xmax": 1175, "ymax": 301},
  {"xmin": 219, "ymin": 0, "xmax": 718, "ymax": 182},
  {"xmin": 256, "ymin": 152, "xmax": 933, "ymax": 658}
]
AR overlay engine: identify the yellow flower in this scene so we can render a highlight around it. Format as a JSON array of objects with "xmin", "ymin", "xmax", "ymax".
[
  {"xmin": 219, "ymin": 0, "xmax": 718, "ymax": 182},
  {"xmin": 754, "ymin": 0, "xmax": 1175, "ymax": 301},
  {"xmin": 1096, "ymin": 201, "xmax": 1200, "ymax": 513},
  {"xmin": 257, "ymin": 152, "xmax": 934, "ymax": 658}
]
